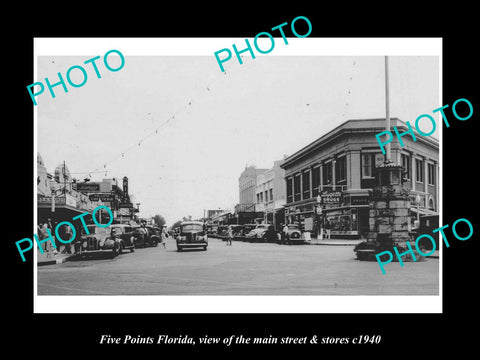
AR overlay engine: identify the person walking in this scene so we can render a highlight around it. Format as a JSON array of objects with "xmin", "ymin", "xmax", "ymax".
[
  {"xmin": 282, "ymin": 223, "xmax": 289, "ymax": 244},
  {"xmin": 227, "ymin": 224, "xmax": 233, "ymax": 246},
  {"xmin": 161, "ymin": 226, "xmax": 168, "ymax": 249},
  {"xmin": 325, "ymin": 219, "xmax": 331, "ymax": 239}
]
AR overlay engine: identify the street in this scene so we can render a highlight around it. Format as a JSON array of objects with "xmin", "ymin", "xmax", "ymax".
[{"xmin": 37, "ymin": 238, "xmax": 439, "ymax": 296}]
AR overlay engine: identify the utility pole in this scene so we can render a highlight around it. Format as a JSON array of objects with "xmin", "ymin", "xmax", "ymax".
[{"xmin": 384, "ymin": 56, "xmax": 392, "ymax": 164}]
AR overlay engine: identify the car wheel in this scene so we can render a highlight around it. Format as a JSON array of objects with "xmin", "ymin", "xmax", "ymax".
[
  {"xmin": 153, "ymin": 239, "xmax": 158, "ymax": 247},
  {"xmin": 177, "ymin": 247, "xmax": 182, "ymax": 252},
  {"xmin": 203, "ymin": 246, "xmax": 207, "ymax": 251}
]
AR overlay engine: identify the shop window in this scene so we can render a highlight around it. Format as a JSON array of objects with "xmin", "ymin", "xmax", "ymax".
[
  {"xmin": 323, "ymin": 162, "xmax": 333, "ymax": 186},
  {"xmin": 428, "ymin": 163, "xmax": 435, "ymax": 185},
  {"xmin": 416, "ymin": 158, "xmax": 424, "ymax": 183},
  {"xmin": 294, "ymin": 174, "xmax": 301, "ymax": 202},
  {"xmin": 335, "ymin": 156, "xmax": 347, "ymax": 184},
  {"xmin": 286, "ymin": 177, "xmax": 293, "ymax": 203},
  {"xmin": 302, "ymin": 170, "xmax": 310, "ymax": 199},
  {"xmin": 362, "ymin": 154, "xmax": 373, "ymax": 178},
  {"xmin": 401, "ymin": 154, "xmax": 410, "ymax": 179},
  {"xmin": 312, "ymin": 166, "xmax": 320, "ymax": 196}
]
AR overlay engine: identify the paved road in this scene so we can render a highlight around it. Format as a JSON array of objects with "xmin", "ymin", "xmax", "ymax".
[{"xmin": 37, "ymin": 238, "xmax": 439, "ymax": 295}]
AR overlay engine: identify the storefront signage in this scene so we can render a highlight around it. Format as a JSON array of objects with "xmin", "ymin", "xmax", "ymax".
[
  {"xmin": 350, "ymin": 196, "xmax": 370, "ymax": 205},
  {"xmin": 320, "ymin": 190, "xmax": 342, "ymax": 204},
  {"xmin": 75, "ymin": 183, "xmax": 100, "ymax": 192},
  {"xmin": 119, "ymin": 202, "xmax": 133, "ymax": 208},
  {"xmin": 89, "ymin": 193, "xmax": 115, "ymax": 202},
  {"xmin": 37, "ymin": 195, "xmax": 77, "ymax": 207}
]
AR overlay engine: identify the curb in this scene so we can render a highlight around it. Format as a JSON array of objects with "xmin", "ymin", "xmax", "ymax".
[{"xmin": 37, "ymin": 255, "xmax": 73, "ymax": 266}]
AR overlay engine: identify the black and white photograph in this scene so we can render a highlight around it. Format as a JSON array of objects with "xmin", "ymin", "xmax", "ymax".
[
  {"xmin": 9, "ymin": 7, "xmax": 479, "ymax": 357},
  {"xmin": 33, "ymin": 38, "xmax": 441, "ymax": 313}
]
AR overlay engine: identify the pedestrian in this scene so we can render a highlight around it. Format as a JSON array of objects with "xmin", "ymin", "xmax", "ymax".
[
  {"xmin": 161, "ymin": 226, "xmax": 168, "ymax": 249},
  {"xmin": 227, "ymin": 224, "xmax": 233, "ymax": 246},
  {"xmin": 282, "ymin": 223, "xmax": 289, "ymax": 243},
  {"xmin": 62, "ymin": 224, "xmax": 73, "ymax": 254},
  {"xmin": 325, "ymin": 219, "xmax": 331, "ymax": 239}
]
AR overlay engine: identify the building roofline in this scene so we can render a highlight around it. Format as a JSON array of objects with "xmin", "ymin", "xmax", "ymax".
[{"xmin": 281, "ymin": 118, "xmax": 439, "ymax": 168}]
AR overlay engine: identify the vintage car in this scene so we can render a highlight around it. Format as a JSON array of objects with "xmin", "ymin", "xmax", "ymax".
[
  {"xmin": 176, "ymin": 221, "xmax": 208, "ymax": 251},
  {"xmin": 279, "ymin": 224, "xmax": 304, "ymax": 245},
  {"xmin": 76, "ymin": 225, "xmax": 121, "ymax": 257},
  {"xmin": 240, "ymin": 224, "xmax": 257, "ymax": 242},
  {"xmin": 131, "ymin": 225, "xmax": 149, "ymax": 248},
  {"xmin": 216, "ymin": 225, "xmax": 229, "ymax": 240},
  {"xmin": 145, "ymin": 225, "xmax": 161, "ymax": 247},
  {"xmin": 110, "ymin": 224, "xmax": 136, "ymax": 253},
  {"xmin": 245, "ymin": 224, "xmax": 277, "ymax": 243}
]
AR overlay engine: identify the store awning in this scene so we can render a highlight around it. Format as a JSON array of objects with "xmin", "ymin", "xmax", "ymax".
[{"xmin": 410, "ymin": 207, "xmax": 438, "ymax": 217}]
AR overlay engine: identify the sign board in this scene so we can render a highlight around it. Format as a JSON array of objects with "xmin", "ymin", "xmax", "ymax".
[
  {"xmin": 304, "ymin": 217, "xmax": 313, "ymax": 231},
  {"xmin": 75, "ymin": 183, "xmax": 100, "ymax": 192},
  {"xmin": 89, "ymin": 193, "xmax": 115, "ymax": 202},
  {"xmin": 123, "ymin": 176, "xmax": 128, "ymax": 195},
  {"xmin": 119, "ymin": 202, "xmax": 133, "ymax": 208},
  {"xmin": 320, "ymin": 190, "xmax": 342, "ymax": 205}
]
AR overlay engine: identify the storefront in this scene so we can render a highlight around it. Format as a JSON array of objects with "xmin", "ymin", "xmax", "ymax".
[{"xmin": 284, "ymin": 190, "xmax": 370, "ymax": 239}]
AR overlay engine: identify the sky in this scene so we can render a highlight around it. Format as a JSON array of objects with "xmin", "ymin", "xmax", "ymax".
[{"xmin": 36, "ymin": 40, "xmax": 440, "ymax": 225}]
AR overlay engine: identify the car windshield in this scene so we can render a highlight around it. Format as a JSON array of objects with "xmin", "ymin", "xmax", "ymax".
[
  {"xmin": 181, "ymin": 224, "xmax": 203, "ymax": 232},
  {"xmin": 289, "ymin": 225, "xmax": 299, "ymax": 229},
  {"xmin": 256, "ymin": 225, "xmax": 268, "ymax": 229},
  {"xmin": 81, "ymin": 226, "xmax": 108, "ymax": 235}
]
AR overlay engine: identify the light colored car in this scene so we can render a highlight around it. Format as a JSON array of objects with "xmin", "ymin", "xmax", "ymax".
[
  {"xmin": 246, "ymin": 224, "xmax": 277, "ymax": 243},
  {"xmin": 176, "ymin": 221, "xmax": 208, "ymax": 252},
  {"xmin": 283, "ymin": 224, "xmax": 303, "ymax": 245}
]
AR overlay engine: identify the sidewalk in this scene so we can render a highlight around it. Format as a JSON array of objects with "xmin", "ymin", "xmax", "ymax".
[
  {"xmin": 37, "ymin": 245, "xmax": 74, "ymax": 266},
  {"xmin": 306, "ymin": 237, "xmax": 363, "ymax": 246}
]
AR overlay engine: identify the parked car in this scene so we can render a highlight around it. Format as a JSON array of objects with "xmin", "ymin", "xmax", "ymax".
[
  {"xmin": 279, "ymin": 224, "xmax": 304, "ymax": 245},
  {"xmin": 176, "ymin": 221, "xmax": 208, "ymax": 251},
  {"xmin": 110, "ymin": 224, "xmax": 136, "ymax": 253},
  {"xmin": 145, "ymin": 225, "xmax": 161, "ymax": 247},
  {"xmin": 229, "ymin": 225, "xmax": 245, "ymax": 241},
  {"xmin": 76, "ymin": 225, "xmax": 121, "ymax": 257},
  {"xmin": 241, "ymin": 224, "xmax": 257, "ymax": 242},
  {"xmin": 216, "ymin": 225, "xmax": 229, "ymax": 241},
  {"xmin": 131, "ymin": 225, "xmax": 149, "ymax": 248},
  {"xmin": 245, "ymin": 224, "xmax": 277, "ymax": 243}
]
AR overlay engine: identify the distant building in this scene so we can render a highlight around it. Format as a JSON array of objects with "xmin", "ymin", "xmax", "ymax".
[
  {"xmin": 280, "ymin": 118, "xmax": 439, "ymax": 238},
  {"xmin": 254, "ymin": 159, "xmax": 286, "ymax": 229},
  {"xmin": 236, "ymin": 165, "xmax": 268, "ymax": 224}
]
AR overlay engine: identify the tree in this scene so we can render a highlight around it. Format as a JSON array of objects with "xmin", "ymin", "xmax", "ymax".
[{"xmin": 153, "ymin": 214, "xmax": 166, "ymax": 228}]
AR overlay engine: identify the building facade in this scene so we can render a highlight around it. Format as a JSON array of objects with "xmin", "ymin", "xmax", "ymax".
[
  {"xmin": 254, "ymin": 159, "xmax": 286, "ymax": 229},
  {"xmin": 280, "ymin": 118, "xmax": 439, "ymax": 238}
]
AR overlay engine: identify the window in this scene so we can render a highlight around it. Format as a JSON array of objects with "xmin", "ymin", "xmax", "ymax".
[
  {"xmin": 286, "ymin": 177, "xmax": 293, "ymax": 203},
  {"xmin": 362, "ymin": 154, "xmax": 373, "ymax": 178},
  {"xmin": 323, "ymin": 162, "xmax": 333, "ymax": 185},
  {"xmin": 335, "ymin": 156, "xmax": 347, "ymax": 184},
  {"xmin": 256, "ymin": 193, "xmax": 260, "ymax": 203},
  {"xmin": 294, "ymin": 174, "xmax": 301, "ymax": 202},
  {"xmin": 401, "ymin": 154, "xmax": 410, "ymax": 179},
  {"xmin": 264, "ymin": 190, "xmax": 268, "ymax": 202},
  {"xmin": 302, "ymin": 170, "xmax": 310, "ymax": 199},
  {"xmin": 312, "ymin": 166, "xmax": 320, "ymax": 197},
  {"xmin": 416, "ymin": 158, "xmax": 424, "ymax": 183},
  {"xmin": 260, "ymin": 192, "xmax": 263, "ymax": 202},
  {"xmin": 269, "ymin": 188, "xmax": 273, "ymax": 201},
  {"xmin": 428, "ymin": 163, "xmax": 435, "ymax": 185}
]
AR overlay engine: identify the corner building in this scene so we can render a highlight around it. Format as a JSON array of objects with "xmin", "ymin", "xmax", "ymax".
[{"xmin": 280, "ymin": 118, "xmax": 439, "ymax": 239}]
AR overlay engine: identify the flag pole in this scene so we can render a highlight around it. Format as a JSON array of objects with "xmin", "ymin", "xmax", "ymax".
[{"xmin": 385, "ymin": 55, "xmax": 392, "ymax": 164}]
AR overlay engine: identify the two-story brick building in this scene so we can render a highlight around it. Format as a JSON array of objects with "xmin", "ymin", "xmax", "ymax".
[{"xmin": 280, "ymin": 118, "xmax": 439, "ymax": 238}]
